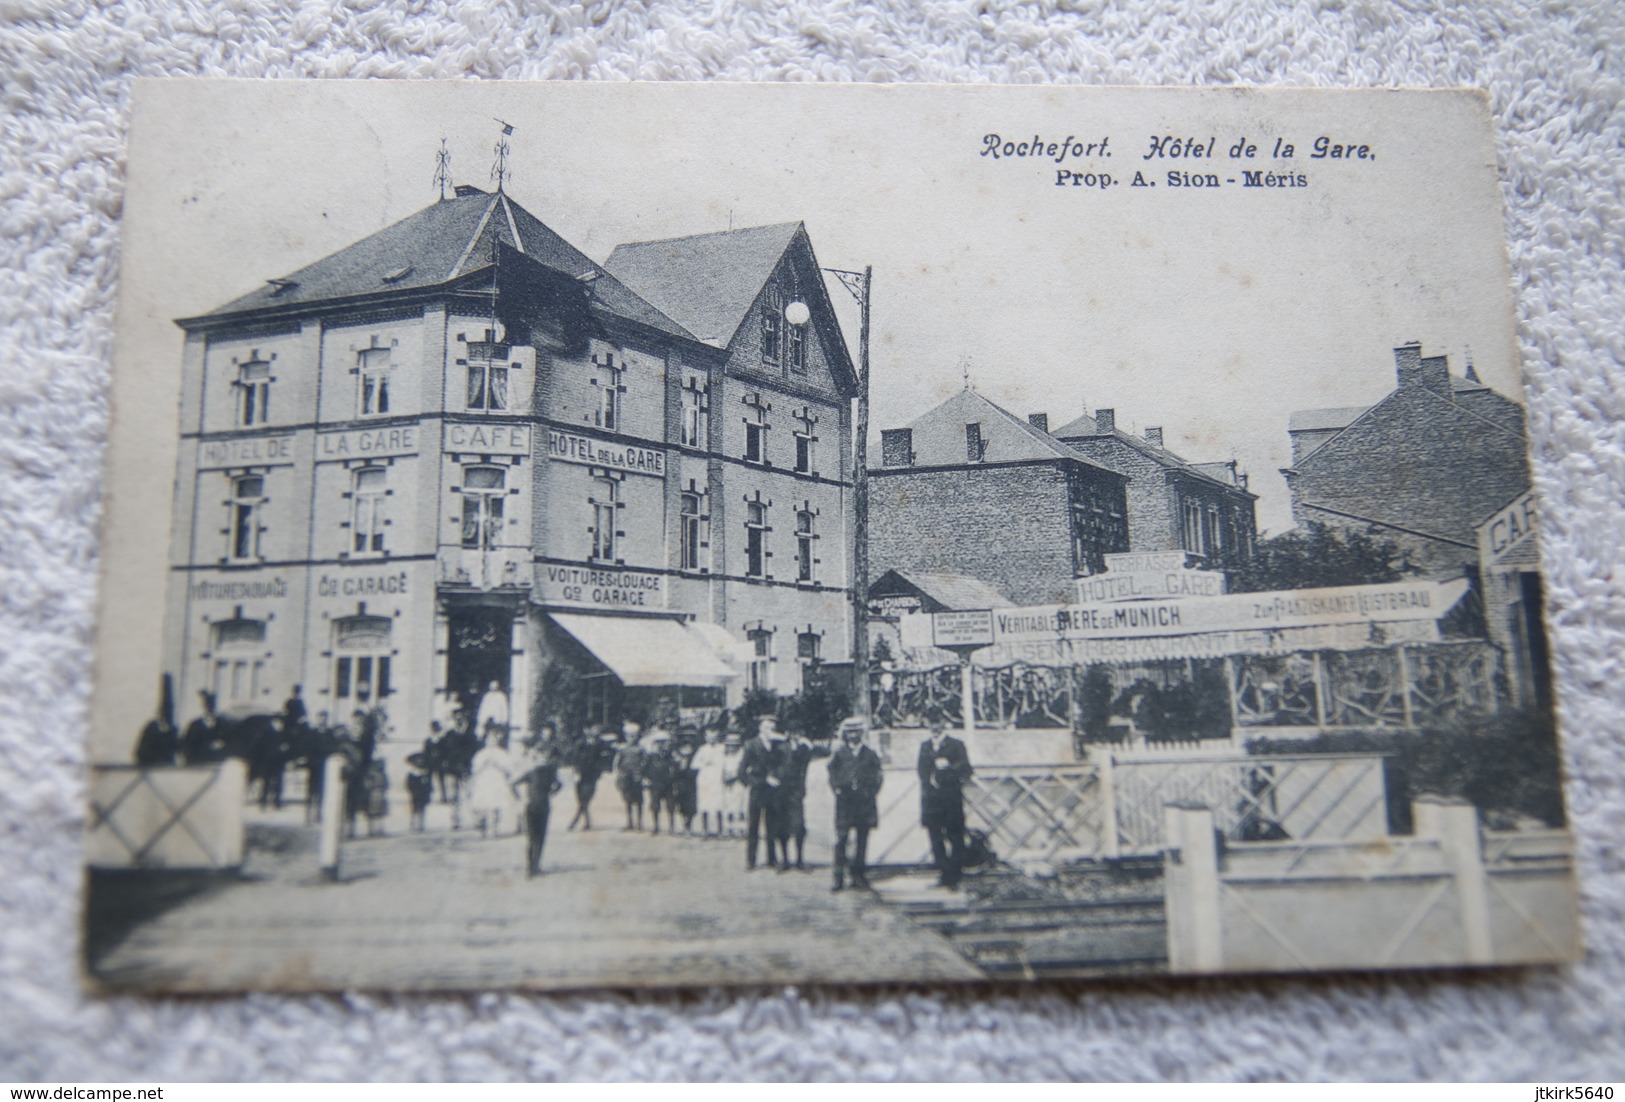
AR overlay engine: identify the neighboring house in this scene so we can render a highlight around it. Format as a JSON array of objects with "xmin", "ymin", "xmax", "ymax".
[
  {"xmin": 1282, "ymin": 342, "xmax": 1530, "ymax": 575},
  {"xmin": 871, "ymin": 388, "xmax": 1131, "ymax": 606},
  {"xmin": 1050, "ymin": 408, "xmax": 1258, "ymax": 566},
  {"xmin": 164, "ymin": 184, "xmax": 856, "ymax": 748}
]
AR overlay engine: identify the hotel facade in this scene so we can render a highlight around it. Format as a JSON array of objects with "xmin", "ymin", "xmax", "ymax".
[{"xmin": 163, "ymin": 184, "xmax": 857, "ymax": 740}]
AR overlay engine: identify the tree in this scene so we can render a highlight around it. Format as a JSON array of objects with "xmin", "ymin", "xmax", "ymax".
[{"xmin": 1224, "ymin": 521, "xmax": 1419, "ymax": 593}]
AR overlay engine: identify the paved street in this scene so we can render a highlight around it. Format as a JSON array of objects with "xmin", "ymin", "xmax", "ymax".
[{"xmin": 89, "ymin": 793, "xmax": 984, "ymax": 993}]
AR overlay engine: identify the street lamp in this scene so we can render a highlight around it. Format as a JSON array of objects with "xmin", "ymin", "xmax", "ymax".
[{"xmin": 785, "ymin": 264, "xmax": 872, "ymax": 722}]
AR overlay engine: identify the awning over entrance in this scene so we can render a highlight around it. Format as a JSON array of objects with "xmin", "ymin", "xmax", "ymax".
[{"xmin": 548, "ymin": 613, "xmax": 738, "ymax": 687}]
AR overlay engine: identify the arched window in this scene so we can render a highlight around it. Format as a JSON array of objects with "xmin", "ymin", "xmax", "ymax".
[
  {"xmin": 210, "ymin": 616, "xmax": 267, "ymax": 705},
  {"xmin": 333, "ymin": 615, "xmax": 393, "ymax": 705}
]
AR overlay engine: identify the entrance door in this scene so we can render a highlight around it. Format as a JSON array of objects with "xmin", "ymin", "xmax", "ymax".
[{"xmin": 447, "ymin": 606, "xmax": 515, "ymax": 717}]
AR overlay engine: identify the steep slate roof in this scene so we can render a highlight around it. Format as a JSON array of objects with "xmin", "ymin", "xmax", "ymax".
[
  {"xmin": 1288, "ymin": 405, "xmax": 1372, "ymax": 433},
  {"xmin": 896, "ymin": 388, "xmax": 1121, "ymax": 471},
  {"xmin": 872, "ymin": 568, "xmax": 1014, "ymax": 610},
  {"xmin": 187, "ymin": 189, "xmax": 694, "ymax": 341},
  {"xmin": 1052, "ymin": 411, "xmax": 1254, "ymax": 496},
  {"xmin": 604, "ymin": 222, "xmax": 804, "ymax": 347},
  {"xmin": 1287, "ymin": 383, "xmax": 1530, "ymax": 545}
]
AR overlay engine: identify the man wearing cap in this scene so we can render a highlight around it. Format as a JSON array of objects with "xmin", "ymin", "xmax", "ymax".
[
  {"xmin": 828, "ymin": 717, "xmax": 884, "ymax": 892},
  {"xmin": 918, "ymin": 718, "xmax": 973, "ymax": 889}
]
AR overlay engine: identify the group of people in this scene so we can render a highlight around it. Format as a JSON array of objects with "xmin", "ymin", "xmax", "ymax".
[
  {"xmin": 136, "ymin": 683, "xmax": 980, "ymax": 892},
  {"xmin": 134, "ymin": 685, "xmax": 394, "ymax": 838}
]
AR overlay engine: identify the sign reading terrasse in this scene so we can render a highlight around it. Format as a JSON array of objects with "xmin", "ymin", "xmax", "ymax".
[
  {"xmin": 988, "ymin": 578, "xmax": 1469, "ymax": 644},
  {"xmin": 1102, "ymin": 551, "xmax": 1192, "ymax": 574},
  {"xmin": 547, "ymin": 430, "xmax": 666, "ymax": 477},
  {"xmin": 539, "ymin": 564, "xmax": 666, "ymax": 609},
  {"xmin": 931, "ymin": 608, "xmax": 995, "ymax": 649}
]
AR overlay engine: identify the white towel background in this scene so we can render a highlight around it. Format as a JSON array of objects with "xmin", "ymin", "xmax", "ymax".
[{"xmin": 2, "ymin": 0, "xmax": 1623, "ymax": 1081}]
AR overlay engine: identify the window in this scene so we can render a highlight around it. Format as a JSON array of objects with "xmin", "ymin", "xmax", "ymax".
[
  {"xmin": 965, "ymin": 422, "xmax": 984, "ymax": 463},
  {"xmin": 229, "ymin": 475, "xmax": 264, "ymax": 560},
  {"xmin": 1182, "ymin": 499, "xmax": 1205, "ymax": 556},
  {"xmin": 761, "ymin": 284, "xmax": 782, "ymax": 363},
  {"xmin": 333, "ymin": 615, "xmax": 393, "ymax": 705},
  {"xmin": 466, "ymin": 359, "xmax": 509, "ymax": 411},
  {"xmin": 681, "ymin": 387, "xmax": 706, "ymax": 448},
  {"xmin": 794, "ymin": 434, "xmax": 813, "ymax": 474},
  {"xmin": 796, "ymin": 509, "xmax": 816, "ymax": 582},
  {"xmin": 593, "ymin": 352, "xmax": 625, "ymax": 431},
  {"xmin": 745, "ymin": 500, "xmax": 768, "ymax": 578},
  {"xmin": 797, "ymin": 632, "xmax": 821, "ymax": 662},
  {"xmin": 745, "ymin": 422, "xmax": 766, "ymax": 464},
  {"xmin": 748, "ymin": 628, "xmax": 773, "ymax": 693},
  {"xmin": 786, "ymin": 315, "xmax": 807, "ymax": 373},
  {"xmin": 210, "ymin": 617, "xmax": 267, "ymax": 706},
  {"xmin": 460, "ymin": 466, "xmax": 506, "ymax": 550},
  {"xmin": 236, "ymin": 356, "xmax": 271, "ymax": 426},
  {"xmin": 591, "ymin": 477, "xmax": 618, "ymax": 561},
  {"xmin": 358, "ymin": 347, "xmax": 392, "ymax": 416},
  {"xmin": 680, "ymin": 492, "xmax": 703, "ymax": 571},
  {"xmin": 352, "ymin": 467, "xmax": 387, "ymax": 554}
]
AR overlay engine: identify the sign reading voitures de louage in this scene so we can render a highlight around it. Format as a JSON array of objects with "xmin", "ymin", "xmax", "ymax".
[{"xmin": 539, "ymin": 564, "xmax": 666, "ymax": 609}]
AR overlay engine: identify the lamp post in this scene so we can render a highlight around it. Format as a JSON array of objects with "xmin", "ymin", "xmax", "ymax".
[{"xmin": 787, "ymin": 265, "xmax": 872, "ymax": 722}]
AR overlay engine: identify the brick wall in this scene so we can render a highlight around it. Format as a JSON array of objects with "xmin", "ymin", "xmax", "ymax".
[
  {"xmin": 870, "ymin": 461, "xmax": 1078, "ymax": 605},
  {"xmin": 1287, "ymin": 385, "xmax": 1530, "ymax": 573}
]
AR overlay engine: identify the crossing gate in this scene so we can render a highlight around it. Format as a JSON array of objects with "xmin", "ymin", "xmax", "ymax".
[
  {"xmin": 86, "ymin": 761, "xmax": 248, "ymax": 870},
  {"xmin": 865, "ymin": 751, "xmax": 1390, "ymax": 869}
]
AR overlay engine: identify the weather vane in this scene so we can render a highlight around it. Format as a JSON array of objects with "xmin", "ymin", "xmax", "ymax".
[
  {"xmin": 490, "ymin": 119, "xmax": 515, "ymax": 192},
  {"xmin": 432, "ymin": 138, "xmax": 452, "ymax": 201}
]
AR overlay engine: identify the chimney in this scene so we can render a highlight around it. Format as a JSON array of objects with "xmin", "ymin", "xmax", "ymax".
[
  {"xmin": 1144, "ymin": 426, "xmax": 1164, "ymax": 448},
  {"xmin": 1028, "ymin": 413, "xmax": 1049, "ymax": 433},
  {"xmin": 1095, "ymin": 408, "xmax": 1116, "ymax": 434},
  {"xmin": 880, "ymin": 428, "xmax": 913, "ymax": 467},
  {"xmin": 1394, "ymin": 341, "xmax": 1423, "ymax": 387},
  {"xmin": 1420, "ymin": 354, "xmax": 1451, "ymax": 397}
]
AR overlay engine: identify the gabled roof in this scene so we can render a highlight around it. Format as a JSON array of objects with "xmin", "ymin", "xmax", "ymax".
[
  {"xmin": 184, "ymin": 189, "xmax": 695, "ymax": 342},
  {"xmin": 870, "ymin": 569, "xmax": 1013, "ymax": 611},
  {"xmin": 1053, "ymin": 411, "xmax": 1254, "ymax": 496},
  {"xmin": 889, "ymin": 388, "xmax": 1123, "ymax": 473},
  {"xmin": 1288, "ymin": 405, "xmax": 1371, "ymax": 433},
  {"xmin": 604, "ymin": 222, "xmax": 803, "ymax": 348}
]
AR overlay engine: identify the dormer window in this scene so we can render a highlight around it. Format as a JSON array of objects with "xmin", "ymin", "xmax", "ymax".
[{"xmin": 966, "ymin": 423, "xmax": 984, "ymax": 463}]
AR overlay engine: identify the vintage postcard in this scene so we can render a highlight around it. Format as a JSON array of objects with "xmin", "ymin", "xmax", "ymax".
[{"xmin": 87, "ymin": 81, "xmax": 1579, "ymax": 992}]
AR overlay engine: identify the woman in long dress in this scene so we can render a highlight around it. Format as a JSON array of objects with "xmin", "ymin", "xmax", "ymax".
[
  {"xmin": 466, "ymin": 732, "xmax": 517, "ymax": 838},
  {"xmin": 689, "ymin": 728, "xmax": 728, "ymax": 836}
]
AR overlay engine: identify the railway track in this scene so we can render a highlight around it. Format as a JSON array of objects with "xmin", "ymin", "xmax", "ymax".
[{"xmin": 870, "ymin": 867, "xmax": 1169, "ymax": 980}]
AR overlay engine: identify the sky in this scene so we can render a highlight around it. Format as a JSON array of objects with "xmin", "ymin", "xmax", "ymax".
[{"xmin": 119, "ymin": 81, "xmax": 1524, "ymax": 538}]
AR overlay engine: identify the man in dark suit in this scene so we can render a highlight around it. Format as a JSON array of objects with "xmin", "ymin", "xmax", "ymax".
[
  {"xmin": 918, "ymin": 719, "xmax": 973, "ymax": 888},
  {"xmin": 737, "ymin": 716, "xmax": 787, "ymax": 870},
  {"xmin": 828, "ymin": 717, "xmax": 884, "ymax": 892},
  {"xmin": 512, "ymin": 739, "xmax": 563, "ymax": 877}
]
